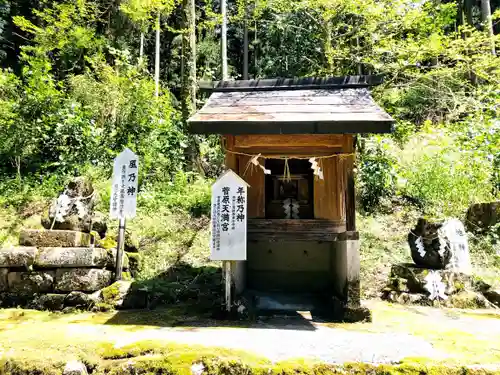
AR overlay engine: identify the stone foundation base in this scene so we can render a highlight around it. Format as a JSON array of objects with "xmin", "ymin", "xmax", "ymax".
[
  {"xmin": 381, "ymin": 263, "xmax": 500, "ymax": 309},
  {"xmin": 0, "ymin": 229, "xmax": 130, "ymax": 311}
]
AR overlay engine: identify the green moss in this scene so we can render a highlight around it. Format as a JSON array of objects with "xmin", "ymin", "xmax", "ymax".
[
  {"xmin": 98, "ymin": 235, "xmax": 118, "ymax": 250},
  {"xmin": 101, "ymin": 282, "xmax": 121, "ymax": 303},
  {"xmin": 453, "ymin": 281, "xmax": 465, "ymax": 292},
  {"xmin": 99, "ymin": 341, "xmax": 163, "ymax": 360},
  {"xmin": 0, "ymin": 358, "xmax": 65, "ymax": 375}
]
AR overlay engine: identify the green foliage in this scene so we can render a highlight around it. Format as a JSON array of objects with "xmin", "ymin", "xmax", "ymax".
[
  {"xmin": 357, "ymin": 138, "xmax": 397, "ymax": 212},
  {"xmin": 398, "ymin": 130, "xmax": 495, "ymax": 218},
  {"xmin": 140, "ymin": 171, "xmax": 212, "ymax": 217}
]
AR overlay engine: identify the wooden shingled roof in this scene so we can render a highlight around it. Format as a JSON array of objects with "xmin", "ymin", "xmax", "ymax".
[{"xmin": 188, "ymin": 76, "xmax": 395, "ymax": 135}]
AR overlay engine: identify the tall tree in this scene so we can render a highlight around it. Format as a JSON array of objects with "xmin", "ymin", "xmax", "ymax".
[{"xmin": 481, "ymin": 0, "xmax": 496, "ymax": 55}]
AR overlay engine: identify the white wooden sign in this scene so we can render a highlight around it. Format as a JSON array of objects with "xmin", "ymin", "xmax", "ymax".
[
  {"xmin": 210, "ymin": 170, "xmax": 248, "ymax": 261},
  {"xmin": 109, "ymin": 148, "xmax": 139, "ymax": 219}
]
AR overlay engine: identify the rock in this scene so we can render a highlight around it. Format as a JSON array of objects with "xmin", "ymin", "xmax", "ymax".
[
  {"xmin": 484, "ymin": 289, "xmax": 500, "ymax": 307},
  {"xmin": 466, "ymin": 201, "xmax": 500, "ymax": 233},
  {"xmin": 0, "ymin": 268, "xmax": 8, "ymax": 292},
  {"xmin": 472, "ymin": 278, "xmax": 492, "ymax": 293},
  {"xmin": 124, "ymin": 230, "xmax": 139, "ymax": 253},
  {"xmin": 7, "ymin": 271, "xmax": 55, "ymax": 294},
  {"xmin": 100, "ymin": 280, "xmax": 148, "ymax": 309},
  {"xmin": 343, "ymin": 306, "xmax": 372, "ymax": 323},
  {"xmin": 396, "ymin": 292, "xmax": 432, "ymax": 306},
  {"xmin": 0, "ymin": 292, "xmax": 31, "ymax": 308},
  {"xmin": 64, "ymin": 291, "xmax": 98, "ymax": 308},
  {"xmin": 41, "ymin": 177, "xmax": 97, "ymax": 233},
  {"xmin": 107, "ymin": 248, "xmax": 129, "ymax": 270},
  {"xmin": 19, "ymin": 229, "xmax": 92, "ymax": 247},
  {"xmin": 30, "ymin": 294, "xmax": 66, "ymax": 310},
  {"xmin": 447, "ymin": 290, "xmax": 491, "ymax": 309},
  {"xmin": 63, "ymin": 360, "xmax": 88, "ymax": 375},
  {"xmin": 408, "ymin": 218, "xmax": 471, "ymax": 273},
  {"xmin": 36, "ymin": 247, "xmax": 108, "ymax": 268},
  {"xmin": 408, "ymin": 218, "xmax": 451, "ymax": 269},
  {"xmin": 390, "ymin": 263, "xmax": 472, "ymax": 295},
  {"xmin": 0, "ymin": 247, "xmax": 37, "ymax": 268},
  {"xmin": 55, "ymin": 269, "xmax": 112, "ymax": 292},
  {"xmin": 92, "ymin": 211, "xmax": 107, "ymax": 239}
]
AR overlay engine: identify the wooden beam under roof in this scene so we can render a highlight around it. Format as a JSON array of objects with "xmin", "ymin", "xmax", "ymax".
[{"xmin": 198, "ymin": 75, "xmax": 384, "ymax": 92}]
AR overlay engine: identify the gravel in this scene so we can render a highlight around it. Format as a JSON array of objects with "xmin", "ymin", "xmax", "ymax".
[{"xmin": 114, "ymin": 324, "xmax": 439, "ymax": 364}]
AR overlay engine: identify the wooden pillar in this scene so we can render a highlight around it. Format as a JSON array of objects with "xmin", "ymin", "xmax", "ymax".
[
  {"xmin": 345, "ymin": 135, "xmax": 356, "ymax": 232},
  {"xmin": 224, "ymin": 135, "xmax": 238, "ymax": 171},
  {"xmin": 238, "ymin": 155, "xmax": 266, "ymax": 218},
  {"xmin": 313, "ymin": 156, "xmax": 346, "ymax": 224}
]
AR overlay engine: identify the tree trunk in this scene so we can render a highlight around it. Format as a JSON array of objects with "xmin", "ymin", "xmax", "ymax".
[
  {"xmin": 481, "ymin": 0, "xmax": 496, "ymax": 55},
  {"xmin": 464, "ymin": 0, "xmax": 474, "ymax": 26},
  {"xmin": 140, "ymin": 32, "xmax": 144, "ymax": 58},
  {"xmin": 155, "ymin": 12, "xmax": 160, "ymax": 97},
  {"xmin": 254, "ymin": 20, "xmax": 258, "ymax": 78},
  {"xmin": 181, "ymin": 0, "xmax": 203, "ymax": 174},
  {"xmin": 221, "ymin": 0, "xmax": 228, "ymax": 80},
  {"xmin": 243, "ymin": 17, "xmax": 249, "ymax": 80}
]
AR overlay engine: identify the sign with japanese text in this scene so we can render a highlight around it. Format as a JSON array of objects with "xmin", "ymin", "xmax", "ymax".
[
  {"xmin": 110, "ymin": 148, "xmax": 139, "ymax": 219},
  {"xmin": 210, "ymin": 170, "xmax": 248, "ymax": 261}
]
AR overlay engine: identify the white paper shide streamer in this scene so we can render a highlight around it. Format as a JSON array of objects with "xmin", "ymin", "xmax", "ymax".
[
  {"xmin": 424, "ymin": 271, "xmax": 448, "ymax": 300},
  {"xmin": 309, "ymin": 158, "xmax": 324, "ymax": 180},
  {"xmin": 250, "ymin": 153, "xmax": 271, "ymax": 175}
]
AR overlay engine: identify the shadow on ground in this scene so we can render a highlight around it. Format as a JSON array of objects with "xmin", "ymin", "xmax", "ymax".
[{"xmin": 104, "ymin": 262, "xmax": 329, "ymax": 331}]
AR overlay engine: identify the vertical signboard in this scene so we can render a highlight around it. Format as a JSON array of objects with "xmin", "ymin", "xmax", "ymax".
[
  {"xmin": 110, "ymin": 148, "xmax": 139, "ymax": 220},
  {"xmin": 210, "ymin": 170, "xmax": 248, "ymax": 261},
  {"xmin": 109, "ymin": 148, "xmax": 139, "ymax": 280}
]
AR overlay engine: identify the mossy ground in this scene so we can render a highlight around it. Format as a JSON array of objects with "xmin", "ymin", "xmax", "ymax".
[{"xmin": 0, "ymin": 301, "xmax": 500, "ymax": 374}]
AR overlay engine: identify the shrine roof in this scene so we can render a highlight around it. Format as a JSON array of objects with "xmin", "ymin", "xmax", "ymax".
[{"xmin": 188, "ymin": 76, "xmax": 395, "ymax": 135}]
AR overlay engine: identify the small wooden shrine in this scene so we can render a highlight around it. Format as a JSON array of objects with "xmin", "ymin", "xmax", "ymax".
[{"xmin": 189, "ymin": 76, "xmax": 394, "ymax": 318}]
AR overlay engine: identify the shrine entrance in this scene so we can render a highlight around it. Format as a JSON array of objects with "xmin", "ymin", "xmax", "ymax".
[{"xmin": 189, "ymin": 76, "xmax": 394, "ymax": 319}]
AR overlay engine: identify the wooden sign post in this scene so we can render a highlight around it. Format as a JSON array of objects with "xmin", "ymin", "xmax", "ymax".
[
  {"xmin": 110, "ymin": 148, "xmax": 139, "ymax": 281},
  {"xmin": 210, "ymin": 170, "xmax": 248, "ymax": 312}
]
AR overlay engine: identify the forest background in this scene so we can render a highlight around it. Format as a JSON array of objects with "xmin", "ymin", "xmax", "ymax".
[{"xmin": 0, "ymin": 0, "xmax": 499, "ymax": 297}]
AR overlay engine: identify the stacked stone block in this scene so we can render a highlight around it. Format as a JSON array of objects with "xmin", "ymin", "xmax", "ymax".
[{"xmin": 0, "ymin": 229, "xmax": 128, "ymax": 310}]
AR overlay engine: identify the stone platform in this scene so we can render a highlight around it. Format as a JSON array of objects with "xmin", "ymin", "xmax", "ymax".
[
  {"xmin": 381, "ymin": 263, "xmax": 500, "ymax": 309},
  {"xmin": 0, "ymin": 229, "xmax": 129, "ymax": 311}
]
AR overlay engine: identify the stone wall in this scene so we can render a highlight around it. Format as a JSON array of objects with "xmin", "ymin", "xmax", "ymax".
[{"xmin": 0, "ymin": 229, "xmax": 128, "ymax": 311}]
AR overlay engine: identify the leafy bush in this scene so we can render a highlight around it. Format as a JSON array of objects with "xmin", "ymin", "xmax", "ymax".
[
  {"xmin": 357, "ymin": 138, "xmax": 397, "ymax": 212},
  {"xmin": 140, "ymin": 171, "xmax": 212, "ymax": 217},
  {"xmin": 397, "ymin": 131, "xmax": 495, "ymax": 218}
]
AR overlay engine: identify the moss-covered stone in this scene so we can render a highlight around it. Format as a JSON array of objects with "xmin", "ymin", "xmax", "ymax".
[
  {"xmin": 64, "ymin": 291, "xmax": 98, "ymax": 309},
  {"xmin": 100, "ymin": 280, "xmax": 147, "ymax": 310},
  {"xmin": 0, "ymin": 246, "xmax": 37, "ymax": 268},
  {"xmin": 484, "ymin": 289, "xmax": 500, "ymax": 307},
  {"xmin": 447, "ymin": 290, "xmax": 490, "ymax": 309},
  {"xmin": 20, "ymin": 229, "xmax": 92, "ymax": 248},
  {"xmin": 29, "ymin": 293, "xmax": 66, "ymax": 310},
  {"xmin": 7, "ymin": 271, "xmax": 55, "ymax": 294},
  {"xmin": 36, "ymin": 247, "xmax": 108, "ymax": 268},
  {"xmin": 55, "ymin": 269, "xmax": 112, "ymax": 293}
]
